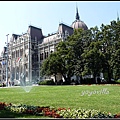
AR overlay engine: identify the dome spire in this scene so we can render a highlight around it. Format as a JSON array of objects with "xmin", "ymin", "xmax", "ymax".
[
  {"xmin": 76, "ymin": 4, "xmax": 80, "ymax": 20},
  {"xmin": 117, "ymin": 11, "xmax": 119, "ymax": 22},
  {"xmin": 71, "ymin": 3, "xmax": 88, "ymax": 30}
]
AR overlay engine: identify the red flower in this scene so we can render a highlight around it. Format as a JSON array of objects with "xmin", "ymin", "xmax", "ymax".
[
  {"xmin": 0, "ymin": 102, "xmax": 7, "ymax": 110},
  {"xmin": 114, "ymin": 113, "xmax": 120, "ymax": 118}
]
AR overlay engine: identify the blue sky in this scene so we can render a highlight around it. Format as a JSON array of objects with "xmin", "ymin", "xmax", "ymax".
[{"xmin": 0, "ymin": 1, "xmax": 120, "ymax": 53}]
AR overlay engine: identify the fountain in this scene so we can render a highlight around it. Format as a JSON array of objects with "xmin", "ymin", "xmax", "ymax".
[
  {"xmin": 18, "ymin": 42, "xmax": 33, "ymax": 93},
  {"xmin": 15, "ymin": 35, "xmax": 36, "ymax": 93},
  {"xmin": 20, "ymin": 73, "xmax": 33, "ymax": 93}
]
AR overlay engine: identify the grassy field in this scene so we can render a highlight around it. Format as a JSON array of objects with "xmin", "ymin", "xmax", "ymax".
[{"xmin": 0, "ymin": 84, "xmax": 120, "ymax": 118}]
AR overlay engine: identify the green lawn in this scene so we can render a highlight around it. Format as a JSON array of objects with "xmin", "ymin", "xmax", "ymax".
[{"xmin": 0, "ymin": 85, "xmax": 120, "ymax": 118}]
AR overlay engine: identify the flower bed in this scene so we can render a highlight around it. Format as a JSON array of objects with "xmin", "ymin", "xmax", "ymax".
[{"xmin": 0, "ymin": 102, "xmax": 120, "ymax": 118}]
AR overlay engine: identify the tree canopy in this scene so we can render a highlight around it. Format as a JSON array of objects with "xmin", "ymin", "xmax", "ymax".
[{"xmin": 40, "ymin": 19, "xmax": 120, "ymax": 84}]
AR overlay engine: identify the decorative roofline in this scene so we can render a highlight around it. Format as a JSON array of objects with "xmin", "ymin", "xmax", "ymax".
[
  {"xmin": 29, "ymin": 25, "xmax": 42, "ymax": 30},
  {"xmin": 59, "ymin": 22, "xmax": 73, "ymax": 29}
]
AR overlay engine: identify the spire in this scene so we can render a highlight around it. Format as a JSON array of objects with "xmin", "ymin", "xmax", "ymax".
[
  {"xmin": 76, "ymin": 5, "xmax": 80, "ymax": 20},
  {"xmin": 117, "ymin": 11, "xmax": 119, "ymax": 22}
]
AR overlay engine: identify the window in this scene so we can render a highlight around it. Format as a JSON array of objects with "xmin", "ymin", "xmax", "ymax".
[
  {"xmin": 3, "ymin": 75, "xmax": 4, "ymax": 79},
  {"xmin": 36, "ymin": 55, "xmax": 38, "ymax": 61},
  {"xmin": 32, "ymin": 55, "xmax": 34, "ymax": 61},
  {"xmin": 25, "ymin": 64, "xmax": 28, "ymax": 69},
  {"xmin": 45, "ymin": 52, "xmax": 46, "ymax": 59},
  {"xmin": 32, "ymin": 45, "xmax": 34, "ymax": 49},
  {"xmin": 40, "ymin": 53, "xmax": 43, "ymax": 60},
  {"xmin": 47, "ymin": 52, "xmax": 49, "ymax": 58}
]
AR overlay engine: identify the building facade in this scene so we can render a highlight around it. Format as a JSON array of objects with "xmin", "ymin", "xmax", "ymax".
[{"xmin": 0, "ymin": 7, "xmax": 88, "ymax": 85}]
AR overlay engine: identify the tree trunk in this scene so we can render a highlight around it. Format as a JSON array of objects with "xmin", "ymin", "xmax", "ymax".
[
  {"xmin": 67, "ymin": 75, "xmax": 71, "ymax": 83},
  {"xmin": 80, "ymin": 75, "xmax": 83, "ymax": 84},
  {"xmin": 107, "ymin": 66, "xmax": 112, "ymax": 83},
  {"xmin": 93, "ymin": 72, "xmax": 97, "ymax": 84},
  {"xmin": 54, "ymin": 74, "xmax": 57, "ymax": 85}
]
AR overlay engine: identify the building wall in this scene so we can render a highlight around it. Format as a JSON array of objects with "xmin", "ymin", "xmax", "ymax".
[
  {"xmin": 0, "ymin": 23, "xmax": 74, "ymax": 84},
  {"xmin": 0, "ymin": 54, "xmax": 7, "ymax": 84}
]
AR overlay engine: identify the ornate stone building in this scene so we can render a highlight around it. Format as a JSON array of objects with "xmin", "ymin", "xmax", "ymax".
[{"xmin": 0, "ymin": 7, "xmax": 88, "ymax": 85}]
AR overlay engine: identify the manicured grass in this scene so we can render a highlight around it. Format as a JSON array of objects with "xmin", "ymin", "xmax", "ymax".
[{"xmin": 0, "ymin": 85, "xmax": 120, "ymax": 118}]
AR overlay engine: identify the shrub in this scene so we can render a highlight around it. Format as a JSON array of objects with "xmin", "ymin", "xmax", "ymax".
[
  {"xmin": 81, "ymin": 78, "xmax": 94, "ymax": 84},
  {"xmin": 0, "ymin": 83, "xmax": 6, "ymax": 87},
  {"xmin": 115, "ymin": 79, "xmax": 120, "ymax": 84},
  {"xmin": 38, "ymin": 79, "xmax": 55, "ymax": 85}
]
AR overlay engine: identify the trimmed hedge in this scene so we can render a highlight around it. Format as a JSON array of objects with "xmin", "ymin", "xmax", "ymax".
[{"xmin": 38, "ymin": 80, "xmax": 55, "ymax": 85}]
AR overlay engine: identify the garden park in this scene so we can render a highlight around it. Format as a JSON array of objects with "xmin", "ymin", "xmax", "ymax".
[
  {"xmin": 0, "ymin": 17, "xmax": 120, "ymax": 119},
  {"xmin": 0, "ymin": 84, "xmax": 120, "ymax": 118}
]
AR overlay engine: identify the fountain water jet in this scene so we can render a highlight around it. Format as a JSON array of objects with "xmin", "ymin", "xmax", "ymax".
[
  {"xmin": 20, "ymin": 73, "xmax": 33, "ymax": 93},
  {"xmin": 17, "ymin": 33, "xmax": 36, "ymax": 93}
]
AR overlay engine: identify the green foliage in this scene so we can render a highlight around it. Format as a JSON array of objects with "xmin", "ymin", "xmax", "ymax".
[
  {"xmin": 40, "ymin": 52, "xmax": 63, "ymax": 82},
  {"xmin": 115, "ymin": 79, "xmax": 120, "ymax": 83},
  {"xmin": 38, "ymin": 80, "xmax": 55, "ymax": 85},
  {"xmin": 40, "ymin": 19, "xmax": 120, "ymax": 83},
  {"xmin": 0, "ymin": 85, "xmax": 120, "ymax": 115},
  {"xmin": 41, "ymin": 41, "xmax": 75, "ymax": 83},
  {"xmin": 81, "ymin": 78, "xmax": 93, "ymax": 84},
  {"xmin": 82, "ymin": 41, "xmax": 105, "ymax": 81},
  {"xmin": 0, "ymin": 83, "xmax": 6, "ymax": 87}
]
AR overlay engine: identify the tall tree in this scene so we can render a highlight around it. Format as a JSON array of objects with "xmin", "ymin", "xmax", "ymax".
[
  {"xmin": 67, "ymin": 28, "xmax": 93, "ymax": 82},
  {"xmin": 100, "ymin": 23, "xmax": 114, "ymax": 82},
  {"xmin": 40, "ymin": 52, "xmax": 61, "ymax": 84},
  {"xmin": 110, "ymin": 20, "xmax": 120, "ymax": 80},
  {"xmin": 100, "ymin": 20, "xmax": 120, "ymax": 82},
  {"xmin": 56, "ymin": 41, "xmax": 75, "ymax": 83},
  {"xmin": 40, "ymin": 41, "xmax": 75, "ymax": 84},
  {"xmin": 82, "ymin": 41, "xmax": 105, "ymax": 83}
]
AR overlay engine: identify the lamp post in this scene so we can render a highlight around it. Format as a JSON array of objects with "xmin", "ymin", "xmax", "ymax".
[
  {"xmin": 28, "ymin": 34, "xmax": 31, "ymax": 84},
  {"xmin": 6, "ymin": 34, "xmax": 9, "ymax": 87}
]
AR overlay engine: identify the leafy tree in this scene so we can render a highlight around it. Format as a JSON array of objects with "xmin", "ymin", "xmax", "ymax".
[
  {"xmin": 67, "ymin": 28, "xmax": 93, "ymax": 82},
  {"xmin": 40, "ymin": 52, "xmax": 61, "ymax": 84},
  {"xmin": 66, "ymin": 28, "xmax": 85, "ymax": 82},
  {"xmin": 100, "ymin": 23, "xmax": 113, "ymax": 82},
  {"xmin": 40, "ymin": 41, "xmax": 75, "ymax": 84},
  {"xmin": 111, "ymin": 49, "xmax": 120, "ymax": 80},
  {"xmin": 110, "ymin": 20, "xmax": 120, "ymax": 80},
  {"xmin": 56, "ymin": 41, "xmax": 75, "ymax": 83},
  {"xmin": 100, "ymin": 20, "xmax": 120, "ymax": 82},
  {"xmin": 82, "ymin": 41, "xmax": 105, "ymax": 83},
  {"xmin": 40, "ymin": 19, "xmax": 120, "ymax": 84}
]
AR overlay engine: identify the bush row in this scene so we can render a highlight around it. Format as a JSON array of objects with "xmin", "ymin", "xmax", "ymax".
[
  {"xmin": 38, "ymin": 79, "xmax": 55, "ymax": 85},
  {"xmin": 0, "ymin": 83, "xmax": 6, "ymax": 87}
]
